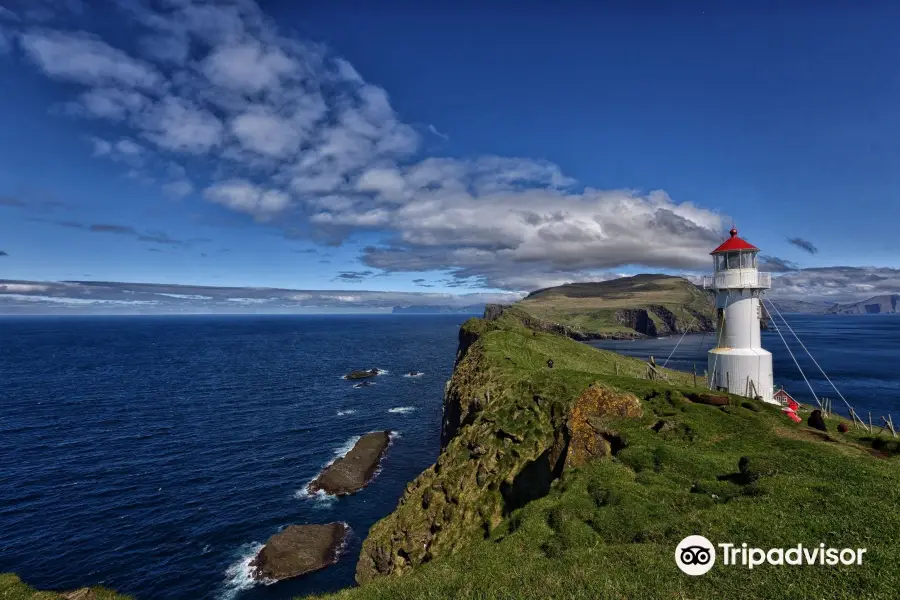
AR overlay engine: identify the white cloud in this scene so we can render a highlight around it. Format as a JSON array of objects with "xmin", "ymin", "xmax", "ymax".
[
  {"xmin": 162, "ymin": 179, "xmax": 194, "ymax": 199},
  {"xmin": 14, "ymin": 0, "xmax": 734, "ymax": 291},
  {"xmin": 19, "ymin": 30, "xmax": 162, "ymax": 88},
  {"xmin": 772, "ymin": 267, "xmax": 900, "ymax": 303},
  {"xmin": 68, "ymin": 87, "xmax": 150, "ymax": 120},
  {"xmin": 356, "ymin": 167, "xmax": 407, "ymax": 201},
  {"xmin": 140, "ymin": 97, "xmax": 224, "ymax": 153},
  {"xmin": 230, "ymin": 107, "xmax": 303, "ymax": 157},
  {"xmin": 204, "ymin": 179, "xmax": 291, "ymax": 219},
  {"xmin": 202, "ymin": 40, "xmax": 296, "ymax": 93},
  {"xmin": 0, "ymin": 284, "xmax": 49, "ymax": 293}
]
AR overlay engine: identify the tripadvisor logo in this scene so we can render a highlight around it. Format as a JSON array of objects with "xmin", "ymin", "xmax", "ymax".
[
  {"xmin": 676, "ymin": 535, "xmax": 716, "ymax": 575},
  {"xmin": 675, "ymin": 536, "xmax": 867, "ymax": 575}
]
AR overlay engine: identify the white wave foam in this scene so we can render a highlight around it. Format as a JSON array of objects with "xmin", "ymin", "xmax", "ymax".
[
  {"xmin": 336, "ymin": 409, "xmax": 357, "ymax": 416},
  {"xmin": 295, "ymin": 436, "xmax": 361, "ymax": 504},
  {"xmin": 402, "ymin": 372, "xmax": 425, "ymax": 378},
  {"xmin": 219, "ymin": 542, "xmax": 273, "ymax": 600},
  {"xmin": 353, "ymin": 382, "xmax": 376, "ymax": 388},
  {"xmin": 388, "ymin": 406, "xmax": 416, "ymax": 414},
  {"xmin": 365, "ymin": 431, "xmax": 401, "ymax": 487}
]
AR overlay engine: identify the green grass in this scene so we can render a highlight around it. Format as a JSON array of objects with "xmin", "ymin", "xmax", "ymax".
[
  {"xmin": 0, "ymin": 574, "xmax": 130, "ymax": 600},
  {"xmin": 514, "ymin": 274, "xmax": 715, "ymax": 336},
  {"xmin": 322, "ymin": 314, "xmax": 900, "ymax": 600}
]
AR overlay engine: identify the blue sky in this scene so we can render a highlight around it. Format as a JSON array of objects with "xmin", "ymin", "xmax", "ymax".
[{"xmin": 1, "ymin": 1, "xmax": 899, "ymax": 307}]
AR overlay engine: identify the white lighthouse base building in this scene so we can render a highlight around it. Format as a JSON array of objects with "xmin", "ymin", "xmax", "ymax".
[
  {"xmin": 703, "ymin": 229, "xmax": 777, "ymax": 405},
  {"xmin": 708, "ymin": 348, "xmax": 774, "ymax": 403}
]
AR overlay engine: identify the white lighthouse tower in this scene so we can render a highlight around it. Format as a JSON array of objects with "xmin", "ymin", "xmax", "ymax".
[{"xmin": 703, "ymin": 228, "xmax": 775, "ymax": 404}]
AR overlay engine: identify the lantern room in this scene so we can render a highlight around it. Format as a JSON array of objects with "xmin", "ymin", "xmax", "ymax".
[{"xmin": 711, "ymin": 228, "xmax": 760, "ymax": 272}]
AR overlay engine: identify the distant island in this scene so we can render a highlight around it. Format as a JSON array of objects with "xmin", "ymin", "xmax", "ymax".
[
  {"xmin": 391, "ymin": 304, "xmax": 485, "ymax": 314},
  {"xmin": 826, "ymin": 294, "xmax": 900, "ymax": 315},
  {"xmin": 490, "ymin": 274, "xmax": 716, "ymax": 339}
]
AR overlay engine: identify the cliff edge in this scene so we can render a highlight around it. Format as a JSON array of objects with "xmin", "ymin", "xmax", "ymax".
[{"xmin": 346, "ymin": 309, "xmax": 900, "ymax": 600}]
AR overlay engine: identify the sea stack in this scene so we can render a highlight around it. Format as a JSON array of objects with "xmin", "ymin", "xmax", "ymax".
[
  {"xmin": 308, "ymin": 431, "xmax": 392, "ymax": 496},
  {"xmin": 250, "ymin": 523, "xmax": 348, "ymax": 581},
  {"xmin": 346, "ymin": 369, "xmax": 380, "ymax": 380}
]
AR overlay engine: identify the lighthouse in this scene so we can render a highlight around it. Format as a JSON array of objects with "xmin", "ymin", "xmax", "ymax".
[{"xmin": 703, "ymin": 228, "xmax": 775, "ymax": 404}]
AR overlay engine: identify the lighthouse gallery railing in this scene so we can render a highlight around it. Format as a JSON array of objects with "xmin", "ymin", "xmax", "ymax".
[{"xmin": 702, "ymin": 271, "xmax": 771, "ymax": 290}]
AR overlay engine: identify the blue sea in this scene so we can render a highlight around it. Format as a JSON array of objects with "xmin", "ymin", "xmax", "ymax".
[
  {"xmin": 1, "ymin": 314, "xmax": 898, "ymax": 600},
  {"xmin": 0, "ymin": 315, "xmax": 468, "ymax": 600},
  {"xmin": 590, "ymin": 314, "xmax": 900, "ymax": 418}
]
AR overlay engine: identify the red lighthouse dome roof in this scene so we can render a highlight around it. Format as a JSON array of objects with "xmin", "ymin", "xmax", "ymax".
[{"xmin": 710, "ymin": 227, "xmax": 759, "ymax": 254}]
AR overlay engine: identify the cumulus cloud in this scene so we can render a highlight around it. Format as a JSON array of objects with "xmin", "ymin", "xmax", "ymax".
[
  {"xmin": 204, "ymin": 180, "xmax": 290, "ymax": 220},
  {"xmin": 772, "ymin": 267, "xmax": 900, "ymax": 303},
  {"xmin": 0, "ymin": 250, "xmax": 8, "ymax": 256},
  {"xmin": 13, "ymin": 0, "xmax": 731, "ymax": 291},
  {"xmin": 787, "ymin": 237, "xmax": 818, "ymax": 254},
  {"xmin": 19, "ymin": 30, "xmax": 162, "ymax": 88}
]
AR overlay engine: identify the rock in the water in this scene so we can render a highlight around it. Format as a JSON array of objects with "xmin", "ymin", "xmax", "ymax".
[
  {"xmin": 808, "ymin": 409, "xmax": 828, "ymax": 432},
  {"xmin": 837, "ymin": 422, "xmax": 850, "ymax": 433},
  {"xmin": 354, "ymin": 381, "xmax": 373, "ymax": 388},
  {"xmin": 346, "ymin": 368, "xmax": 380, "ymax": 380},
  {"xmin": 308, "ymin": 431, "xmax": 392, "ymax": 495},
  {"xmin": 250, "ymin": 523, "xmax": 348, "ymax": 581}
]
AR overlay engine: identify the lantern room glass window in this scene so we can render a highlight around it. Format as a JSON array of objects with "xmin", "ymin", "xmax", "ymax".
[{"xmin": 715, "ymin": 251, "xmax": 758, "ymax": 271}]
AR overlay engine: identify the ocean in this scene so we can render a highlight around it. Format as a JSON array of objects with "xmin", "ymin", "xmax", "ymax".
[
  {"xmin": 589, "ymin": 314, "xmax": 900, "ymax": 418},
  {"xmin": 1, "ymin": 313, "xmax": 898, "ymax": 600},
  {"xmin": 0, "ymin": 315, "xmax": 468, "ymax": 600}
]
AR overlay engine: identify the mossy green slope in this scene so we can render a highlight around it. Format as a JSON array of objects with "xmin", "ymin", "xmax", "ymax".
[
  {"xmin": 512, "ymin": 274, "xmax": 715, "ymax": 337},
  {"xmin": 340, "ymin": 311, "xmax": 900, "ymax": 599},
  {"xmin": 0, "ymin": 574, "xmax": 131, "ymax": 600}
]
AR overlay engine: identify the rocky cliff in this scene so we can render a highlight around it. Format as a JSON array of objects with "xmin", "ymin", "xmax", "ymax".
[
  {"xmin": 346, "ymin": 310, "xmax": 900, "ymax": 599},
  {"xmin": 355, "ymin": 310, "xmax": 694, "ymax": 583}
]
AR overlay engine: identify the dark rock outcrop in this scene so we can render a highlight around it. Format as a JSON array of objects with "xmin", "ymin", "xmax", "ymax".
[
  {"xmin": 838, "ymin": 422, "xmax": 850, "ymax": 433},
  {"xmin": 566, "ymin": 384, "xmax": 641, "ymax": 468},
  {"xmin": 308, "ymin": 431, "xmax": 392, "ymax": 496},
  {"xmin": 615, "ymin": 308, "xmax": 658, "ymax": 336},
  {"xmin": 250, "ymin": 523, "xmax": 348, "ymax": 581},
  {"xmin": 345, "ymin": 369, "xmax": 379, "ymax": 380},
  {"xmin": 808, "ymin": 410, "xmax": 828, "ymax": 432},
  {"xmin": 686, "ymin": 392, "xmax": 730, "ymax": 407}
]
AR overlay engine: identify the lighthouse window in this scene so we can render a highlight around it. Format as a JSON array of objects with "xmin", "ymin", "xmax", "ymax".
[
  {"xmin": 716, "ymin": 255, "xmax": 726, "ymax": 271},
  {"xmin": 741, "ymin": 252, "xmax": 753, "ymax": 268},
  {"xmin": 727, "ymin": 252, "xmax": 741, "ymax": 269}
]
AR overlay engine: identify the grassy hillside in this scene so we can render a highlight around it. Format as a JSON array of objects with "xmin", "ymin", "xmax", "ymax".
[
  {"xmin": 331, "ymin": 311, "xmax": 900, "ymax": 600},
  {"xmin": 0, "ymin": 574, "xmax": 130, "ymax": 600},
  {"xmin": 511, "ymin": 274, "xmax": 715, "ymax": 338}
]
